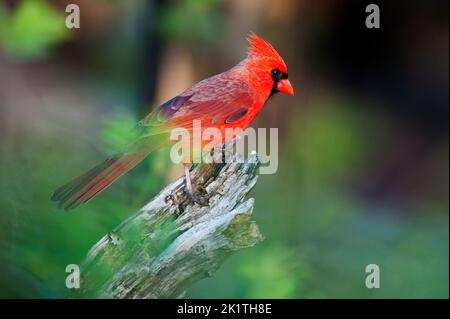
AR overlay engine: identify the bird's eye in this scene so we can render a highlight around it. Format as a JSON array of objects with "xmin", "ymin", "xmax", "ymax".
[{"xmin": 271, "ymin": 69, "xmax": 282, "ymax": 82}]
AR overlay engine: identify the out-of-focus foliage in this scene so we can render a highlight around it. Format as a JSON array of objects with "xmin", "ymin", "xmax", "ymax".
[
  {"xmin": 236, "ymin": 245, "xmax": 303, "ymax": 298},
  {"xmin": 100, "ymin": 112, "xmax": 141, "ymax": 153},
  {"xmin": 0, "ymin": 0, "xmax": 70, "ymax": 61},
  {"xmin": 157, "ymin": 0, "xmax": 226, "ymax": 45}
]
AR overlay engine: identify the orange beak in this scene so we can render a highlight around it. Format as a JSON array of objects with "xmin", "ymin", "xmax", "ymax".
[{"xmin": 276, "ymin": 79, "xmax": 294, "ymax": 96}]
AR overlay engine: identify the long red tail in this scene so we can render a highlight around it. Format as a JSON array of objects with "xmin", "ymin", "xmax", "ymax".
[{"xmin": 51, "ymin": 151, "xmax": 149, "ymax": 210}]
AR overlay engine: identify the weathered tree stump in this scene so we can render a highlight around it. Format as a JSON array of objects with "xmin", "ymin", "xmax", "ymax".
[{"xmin": 79, "ymin": 143, "xmax": 263, "ymax": 298}]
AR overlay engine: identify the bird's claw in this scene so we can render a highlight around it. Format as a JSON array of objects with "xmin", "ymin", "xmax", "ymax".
[
  {"xmin": 186, "ymin": 190, "xmax": 211, "ymax": 207},
  {"xmin": 186, "ymin": 187, "xmax": 222, "ymax": 207}
]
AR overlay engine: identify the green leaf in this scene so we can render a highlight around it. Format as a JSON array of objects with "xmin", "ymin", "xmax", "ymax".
[{"xmin": 0, "ymin": 0, "xmax": 70, "ymax": 61}]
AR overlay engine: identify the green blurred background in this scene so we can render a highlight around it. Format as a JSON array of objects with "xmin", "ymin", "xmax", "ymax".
[{"xmin": 0, "ymin": 0, "xmax": 448, "ymax": 298}]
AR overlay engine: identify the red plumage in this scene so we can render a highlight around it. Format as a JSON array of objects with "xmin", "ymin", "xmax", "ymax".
[{"xmin": 52, "ymin": 32, "xmax": 293, "ymax": 210}]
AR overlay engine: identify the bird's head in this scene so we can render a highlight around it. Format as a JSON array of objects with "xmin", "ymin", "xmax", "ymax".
[{"xmin": 245, "ymin": 32, "xmax": 294, "ymax": 98}]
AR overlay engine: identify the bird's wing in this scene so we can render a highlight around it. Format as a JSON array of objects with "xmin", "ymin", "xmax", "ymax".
[
  {"xmin": 51, "ymin": 75, "xmax": 256, "ymax": 209},
  {"xmin": 138, "ymin": 75, "xmax": 255, "ymax": 134}
]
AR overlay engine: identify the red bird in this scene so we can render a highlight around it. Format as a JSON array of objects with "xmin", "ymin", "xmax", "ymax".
[{"xmin": 52, "ymin": 32, "xmax": 294, "ymax": 210}]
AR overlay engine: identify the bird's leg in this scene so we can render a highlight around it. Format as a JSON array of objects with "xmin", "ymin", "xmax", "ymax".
[
  {"xmin": 184, "ymin": 164, "xmax": 210, "ymax": 206},
  {"xmin": 220, "ymin": 136, "xmax": 240, "ymax": 163},
  {"xmin": 221, "ymin": 143, "xmax": 226, "ymax": 163}
]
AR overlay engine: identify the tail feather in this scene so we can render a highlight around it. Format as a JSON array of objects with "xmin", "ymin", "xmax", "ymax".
[{"xmin": 51, "ymin": 151, "xmax": 149, "ymax": 210}]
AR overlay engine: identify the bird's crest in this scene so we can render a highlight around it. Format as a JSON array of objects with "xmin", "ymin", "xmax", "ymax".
[{"xmin": 246, "ymin": 32, "xmax": 287, "ymax": 71}]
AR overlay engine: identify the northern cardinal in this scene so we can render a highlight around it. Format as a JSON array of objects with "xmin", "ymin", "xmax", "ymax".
[{"xmin": 52, "ymin": 32, "xmax": 293, "ymax": 210}]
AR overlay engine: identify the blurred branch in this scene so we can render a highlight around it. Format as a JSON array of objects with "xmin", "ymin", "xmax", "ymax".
[{"xmin": 79, "ymin": 142, "xmax": 263, "ymax": 298}]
